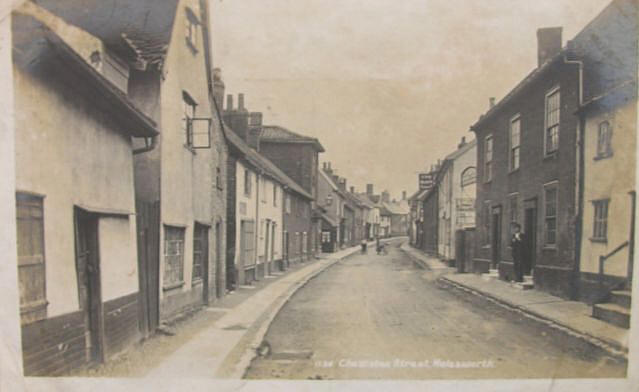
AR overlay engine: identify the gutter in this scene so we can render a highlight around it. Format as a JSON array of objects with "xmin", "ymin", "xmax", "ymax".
[{"xmin": 133, "ymin": 135, "xmax": 157, "ymax": 155}]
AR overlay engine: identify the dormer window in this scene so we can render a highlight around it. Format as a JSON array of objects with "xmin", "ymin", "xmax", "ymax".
[{"xmin": 185, "ymin": 7, "xmax": 200, "ymax": 53}]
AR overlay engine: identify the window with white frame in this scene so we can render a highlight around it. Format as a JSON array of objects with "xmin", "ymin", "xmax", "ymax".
[
  {"xmin": 545, "ymin": 88, "xmax": 560, "ymax": 154},
  {"xmin": 509, "ymin": 116, "xmax": 521, "ymax": 171},
  {"xmin": 592, "ymin": 199, "xmax": 609, "ymax": 241},
  {"xmin": 244, "ymin": 169, "xmax": 252, "ymax": 197},
  {"xmin": 261, "ymin": 178, "xmax": 267, "ymax": 203},
  {"xmin": 164, "ymin": 226, "xmax": 185, "ymax": 287},
  {"xmin": 16, "ymin": 193, "xmax": 47, "ymax": 325},
  {"xmin": 596, "ymin": 121, "xmax": 613, "ymax": 159},
  {"xmin": 544, "ymin": 183, "xmax": 558, "ymax": 246},
  {"xmin": 285, "ymin": 193, "xmax": 291, "ymax": 213},
  {"xmin": 484, "ymin": 135, "xmax": 493, "ymax": 182},
  {"xmin": 273, "ymin": 185, "xmax": 278, "ymax": 207}
]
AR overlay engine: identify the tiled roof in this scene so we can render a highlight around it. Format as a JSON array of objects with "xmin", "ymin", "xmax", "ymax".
[
  {"xmin": 225, "ymin": 129, "xmax": 313, "ymax": 200},
  {"xmin": 260, "ymin": 125, "xmax": 325, "ymax": 152},
  {"xmin": 12, "ymin": 11, "xmax": 158, "ymax": 138},
  {"xmin": 34, "ymin": 0, "xmax": 180, "ymax": 69}
]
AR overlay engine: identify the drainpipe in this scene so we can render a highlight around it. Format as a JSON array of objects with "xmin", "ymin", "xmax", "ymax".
[
  {"xmin": 133, "ymin": 135, "xmax": 157, "ymax": 154},
  {"xmin": 564, "ymin": 53, "xmax": 584, "ymax": 301}
]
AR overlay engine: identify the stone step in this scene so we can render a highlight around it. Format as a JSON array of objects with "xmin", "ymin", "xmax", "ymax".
[
  {"xmin": 523, "ymin": 275, "xmax": 533, "ymax": 283},
  {"xmin": 481, "ymin": 272, "xmax": 499, "ymax": 282},
  {"xmin": 511, "ymin": 281, "xmax": 534, "ymax": 290},
  {"xmin": 593, "ymin": 302, "xmax": 631, "ymax": 329},
  {"xmin": 610, "ymin": 290, "xmax": 631, "ymax": 309}
]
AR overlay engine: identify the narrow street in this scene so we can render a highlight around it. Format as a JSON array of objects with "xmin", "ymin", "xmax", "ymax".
[{"xmin": 246, "ymin": 240, "xmax": 626, "ymax": 380}]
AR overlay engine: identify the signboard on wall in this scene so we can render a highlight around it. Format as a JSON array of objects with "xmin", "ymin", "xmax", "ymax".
[{"xmin": 418, "ymin": 172, "xmax": 435, "ymax": 190}]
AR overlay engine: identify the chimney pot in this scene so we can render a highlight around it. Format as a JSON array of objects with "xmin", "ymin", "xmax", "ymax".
[
  {"xmin": 238, "ymin": 93, "xmax": 245, "ymax": 111},
  {"xmin": 402, "ymin": 191, "xmax": 407, "ymax": 200},
  {"xmin": 366, "ymin": 184, "xmax": 374, "ymax": 195},
  {"xmin": 537, "ymin": 27, "xmax": 563, "ymax": 67},
  {"xmin": 226, "ymin": 94, "xmax": 233, "ymax": 111},
  {"xmin": 489, "ymin": 97, "xmax": 496, "ymax": 108},
  {"xmin": 350, "ymin": 186, "xmax": 355, "ymax": 193}
]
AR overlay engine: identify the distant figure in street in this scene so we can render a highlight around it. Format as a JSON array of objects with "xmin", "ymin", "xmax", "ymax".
[
  {"xmin": 510, "ymin": 222, "xmax": 524, "ymax": 282},
  {"xmin": 361, "ymin": 239, "xmax": 367, "ymax": 254}
]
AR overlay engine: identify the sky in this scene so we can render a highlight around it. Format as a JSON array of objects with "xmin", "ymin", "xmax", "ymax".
[{"xmin": 209, "ymin": 0, "xmax": 611, "ymax": 200}]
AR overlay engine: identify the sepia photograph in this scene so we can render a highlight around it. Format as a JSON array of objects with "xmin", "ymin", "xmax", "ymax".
[{"xmin": 0, "ymin": 0, "xmax": 638, "ymax": 390}]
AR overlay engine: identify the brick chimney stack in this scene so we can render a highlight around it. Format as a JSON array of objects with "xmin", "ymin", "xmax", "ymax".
[
  {"xmin": 382, "ymin": 190, "xmax": 390, "ymax": 204},
  {"xmin": 458, "ymin": 136, "xmax": 467, "ymax": 149},
  {"xmin": 402, "ymin": 191, "xmax": 407, "ymax": 200},
  {"xmin": 350, "ymin": 186, "xmax": 355, "ymax": 194},
  {"xmin": 238, "ymin": 93, "xmax": 246, "ymax": 111},
  {"xmin": 366, "ymin": 184, "xmax": 374, "ymax": 196},
  {"xmin": 226, "ymin": 94, "xmax": 233, "ymax": 111},
  {"xmin": 338, "ymin": 178, "xmax": 347, "ymax": 192},
  {"xmin": 537, "ymin": 27, "xmax": 563, "ymax": 67},
  {"xmin": 489, "ymin": 97, "xmax": 496, "ymax": 109}
]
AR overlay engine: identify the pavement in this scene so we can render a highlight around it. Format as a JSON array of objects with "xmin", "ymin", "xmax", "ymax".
[
  {"xmin": 142, "ymin": 237, "xmax": 402, "ymax": 379},
  {"xmin": 399, "ymin": 243, "xmax": 630, "ymax": 359},
  {"xmin": 246, "ymin": 241, "xmax": 625, "ymax": 379}
]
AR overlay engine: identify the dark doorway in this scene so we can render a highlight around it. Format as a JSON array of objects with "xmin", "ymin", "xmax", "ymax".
[
  {"xmin": 264, "ymin": 220, "xmax": 271, "ymax": 275},
  {"xmin": 491, "ymin": 206, "xmax": 502, "ymax": 269},
  {"xmin": 524, "ymin": 205, "xmax": 537, "ymax": 275},
  {"xmin": 283, "ymin": 231, "xmax": 289, "ymax": 269},
  {"xmin": 215, "ymin": 222, "xmax": 223, "ymax": 298},
  {"xmin": 194, "ymin": 223, "xmax": 210, "ymax": 304},
  {"xmin": 74, "ymin": 209, "xmax": 104, "ymax": 364}
]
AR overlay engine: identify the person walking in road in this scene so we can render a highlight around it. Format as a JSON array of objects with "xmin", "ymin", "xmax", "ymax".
[{"xmin": 510, "ymin": 222, "xmax": 524, "ymax": 282}]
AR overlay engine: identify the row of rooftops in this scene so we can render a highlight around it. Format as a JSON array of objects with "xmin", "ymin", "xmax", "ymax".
[{"xmin": 320, "ymin": 161, "xmax": 409, "ymax": 216}]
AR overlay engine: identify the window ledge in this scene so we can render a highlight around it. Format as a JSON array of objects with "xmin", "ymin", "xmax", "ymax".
[
  {"xmin": 163, "ymin": 281, "xmax": 185, "ymax": 292},
  {"xmin": 543, "ymin": 152, "xmax": 558, "ymax": 161},
  {"xmin": 542, "ymin": 245, "xmax": 557, "ymax": 251},
  {"xmin": 589, "ymin": 237, "xmax": 608, "ymax": 244},
  {"xmin": 192, "ymin": 278, "xmax": 203, "ymax": 286},
  {"xmin": 508, "ymin": 168, "xmax": 520, "ymax": 175},
  {"xmin": 594, "ymin": 153, "xmax": 613, "ymax": 161}
]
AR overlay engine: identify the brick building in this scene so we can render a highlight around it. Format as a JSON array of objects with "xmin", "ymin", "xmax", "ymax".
[
  {"xmin": 471, "ymin": 0, "xmax": 637, "ymax": 300},
  {"xmin": 258, "ymin": 125, "xmax": 325, "ymax": 256}
]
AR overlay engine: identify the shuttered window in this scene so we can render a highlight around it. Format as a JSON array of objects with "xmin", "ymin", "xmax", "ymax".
[{"xmin": 16, "ymin": 193, "xmax": 47, "ymax": 325}]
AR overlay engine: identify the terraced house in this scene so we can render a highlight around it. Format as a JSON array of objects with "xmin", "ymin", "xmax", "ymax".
[{"xmin": 471, "ymin": 0, "xmax": 637, "ymax": 304}]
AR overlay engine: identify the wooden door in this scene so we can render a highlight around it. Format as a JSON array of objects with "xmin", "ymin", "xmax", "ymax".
[
  {"xmin": 194, "ymin": 223, "xmax": 209, "ymax": 304},
  {"xmin": 491, "ymin": 206, "xmax": 502, "ymax": 269},
  {"xmin": 74, "ymin": 209, "xmax": 104, "ymax": 363},
  {"xmin": 524, "ymin": 206, "xmax": 537, "ymax": 275}
]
